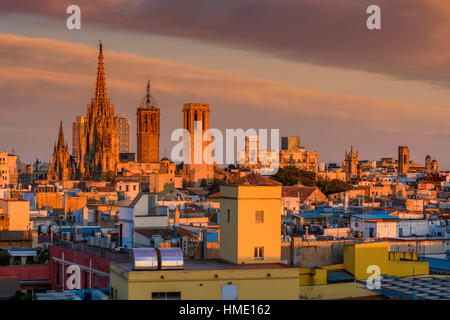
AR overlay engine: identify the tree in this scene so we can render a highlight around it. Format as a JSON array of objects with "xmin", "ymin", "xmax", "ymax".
[
  {"xmin": 0, "ymin": 251, "xmax": 9, "ymax": 266},
  {"xmin": 273, "ymin": 166, "xmax": 353, "ymax": 195},
  {"xmin": 34, "ymin": 248, "xmax": 49, "ymax": 265},
  {"xmin": 273, "ymin": 166, "xmax": 316, "ymax": 186},
  {"xmin": 317, "ymin": 178, "xmax": 352, "ymax": 196}
]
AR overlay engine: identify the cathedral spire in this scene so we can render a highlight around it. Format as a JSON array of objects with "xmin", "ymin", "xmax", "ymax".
[
  {"xmin": 94, "ymin": 40, "xmax": 107, "ymax": 112},
  {"xmin": 58, "ymin": 121, "xmax": 65, "ymax": 148}
]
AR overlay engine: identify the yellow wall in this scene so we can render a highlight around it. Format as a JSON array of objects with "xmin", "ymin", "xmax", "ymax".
[
  {"xmin": 299, "ymin": 282, "xmax": 380, "ymax": 300},
  {"xmin": 110, "ymin": 263, "xmax": 299, "ymax": 300},
  {"xmin": 0, "ymin": 199, "xmax": 29, "ymax": 231},
  {"xmin": 344, "ymin": 242, "xmax": 429, "ymax": 280},
  {"xmin": 299, "ymin": 268, "xmax": 327, "ymax": 286},
  {"xmin": 220, "ymin": 185, "xmax": 281, "ymax": 264}
]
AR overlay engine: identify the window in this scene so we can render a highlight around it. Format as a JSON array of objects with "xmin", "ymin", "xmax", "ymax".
[
  {"xmin": 254, "ymin": 247, "xmax": 264, "ymax": 260},
  {"xmin": 227, "ymin": 209, "xmax": 230, "ymax": 223},
  {"xmin": 152, "ymin": 292, "xmax": 181, "ymax": 300},
  {"xmin": 255, "ymin": 211, "xmax": 264, "ymax": 223}
]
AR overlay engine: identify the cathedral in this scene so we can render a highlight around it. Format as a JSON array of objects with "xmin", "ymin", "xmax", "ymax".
[
  {"xmin": 77, "ymin": 42, "xmax": 119, "ymax": 180},
  {"xmin": 48, "ymin": 122, "xmax": 73, "ymax": 181}
]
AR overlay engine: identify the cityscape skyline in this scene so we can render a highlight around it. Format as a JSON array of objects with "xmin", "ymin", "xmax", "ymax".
[
  {"xmin": 1, "ymin": 1, "xmax": 450, "ymax": 167},
  {"xmin": 1, "ymin": 35, "xmax": 448, "ymax": 170},
  {"xmin": 1, "ymin": 1, "xmax": 449, "ymax": 304}
]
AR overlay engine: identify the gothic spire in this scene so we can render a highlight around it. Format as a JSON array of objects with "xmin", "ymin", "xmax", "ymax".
[
  {"xmin": 57, "ymin": 121, "xmax": 65, "ymax": 148},
  {"xmin": 94, "ymin": 40, "xmax": 107, "ymax": 112}
]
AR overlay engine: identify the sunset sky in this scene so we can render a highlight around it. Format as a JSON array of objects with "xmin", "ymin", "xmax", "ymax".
[{"xmin": 1, "ymin": 0, "xmax": 450, "ymax": 168}]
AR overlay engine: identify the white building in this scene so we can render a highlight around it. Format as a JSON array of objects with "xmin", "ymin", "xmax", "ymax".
[
  {"xmin": 350, "ymin": 213, "xmax": 398, "ymax": 238},
  {"xmin": 118, "ymin": 193, "xmax": 169, "ymax": 248}
]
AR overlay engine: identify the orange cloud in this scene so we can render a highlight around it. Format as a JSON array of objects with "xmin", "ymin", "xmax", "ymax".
[{"xmin": 2, "ymin": 0, "xmax": 450, "ymax": 86}]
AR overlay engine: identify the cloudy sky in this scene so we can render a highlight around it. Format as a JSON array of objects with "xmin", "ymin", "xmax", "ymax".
[{"xmin": 1, "ymin": 0, "xmax": 450, "ymax": 168}]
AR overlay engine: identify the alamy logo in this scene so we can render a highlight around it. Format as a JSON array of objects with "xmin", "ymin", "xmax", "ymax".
[
  {"xmin": 170, "ymin": 122, "xmax": 280, "ymax": 175},
  {"xmin": 66, "ymin": 5, "xmax": 81, "ymax": 30},
  {"xmin": 366, "ymin": 265, "xmax": 382, "ymax": 289},
  {"xmin": 66, "ymin": 264, "xmax": 81, "ymax": 290},
  {"xmin": 366, "ymin": 5, "xmax": 381, "ymax": 30}
]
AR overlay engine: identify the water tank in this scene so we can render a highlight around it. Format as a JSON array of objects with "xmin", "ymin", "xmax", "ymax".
[
  {"xmin": 158, "ymin": 248, "xmax": 184, "ymax": 270},
  {"xmin": 132, "ymin": 248, "xmax": 158, "ymax": 270}
]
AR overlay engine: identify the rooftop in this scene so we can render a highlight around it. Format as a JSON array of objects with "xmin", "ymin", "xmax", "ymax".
[
  {"xmin": 357, "ymin": 275, "xmax": 450, "ymax": 300},
  {"xmin": 352, "ymin": 214, "xmax": 398, "ymax": 220},
  {"xmin": 227, "ymin": 173, "xmax": 281, "ymax": 187},
  {"xmin": 116, "ymin": 259, "xmax": 291, "ymax": 271}
]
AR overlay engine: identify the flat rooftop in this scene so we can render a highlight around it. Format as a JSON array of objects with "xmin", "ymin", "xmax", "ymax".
[
  {"xmin": 116, "ymin": 259, "xmax": 291, "ymax": 271},
  {"xmin": 357, "ymin": 275, "xmax": 450, "ymax": 300}
]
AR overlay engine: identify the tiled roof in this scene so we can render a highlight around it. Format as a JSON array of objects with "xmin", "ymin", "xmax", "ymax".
[
  {"xmin": 229, "ymin": 173, "xmax": 281, "ymax": 186},
  {"xmin": 282, "ymin": 185, "xmax": 324, "ymax": 202}
]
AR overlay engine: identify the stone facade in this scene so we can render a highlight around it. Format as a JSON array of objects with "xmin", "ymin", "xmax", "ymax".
[
  {"xmin": 137, "ymin": 81, "xmax": 159, "ymax": 163},
  {"xmin": 49, "ymin": 122, "xmax": 73, "ymax": 181},
  {"xmin": 77, "ymin": 42, "xmax": 119, "ymax": 179},
  {"xmin": 181, "ymin": 103, "xmax": 214, "ymax": 186},
  {"xmin": 344, "ymin": 145, "xmax": 359, "ymax": 180},
  {"xmin": 279, "ymin": 137, "xmax": 319, "ymax": 171},
  {"xmin": 398, "ymin": 146, "xmax": 410, "ymax": 175}
]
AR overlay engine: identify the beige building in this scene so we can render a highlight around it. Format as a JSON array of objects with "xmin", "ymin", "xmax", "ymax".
[
  {"xmin": 118, "ymin": 158, "xmax": 177, "ymax": 194},
  {"xmin": 282, "ymin": 185, "xmax": 328, "ymax": 212},
  {"xmin": 0, "ymin": 152, "xmax": 18, "ymax": 188},
  {"xmin": 279, "ymin": 137, "xmax": 318, "ymax": 171}
]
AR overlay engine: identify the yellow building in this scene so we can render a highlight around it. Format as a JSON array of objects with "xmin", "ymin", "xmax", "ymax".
[
  {"xmin": 343, "ymin": 241, "xmax": 428, "ymax": 280},
  {"xmin": 219, "ymin": 173, "xmax": 282, "ymax": 264},
  {"xmin": 0, "ymin": 198, "xmax": 30, "ymax": 231},
  {"xmin": 110, "ymin": 260, "xmax": 300, "ymax": 300}
]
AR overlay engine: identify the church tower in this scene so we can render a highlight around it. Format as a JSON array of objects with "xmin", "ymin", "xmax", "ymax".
[
  {"xmin": 182, "ymin": 103, "xmax": 211, "ymax": 164},
  {"xmin": 77, "ymin": 42, "xmax": 119, "ymax": 179},
  {"xmin": 137, "ymin": 81, "xmax": 160, "ymax": 162},
  {"xmin": 181, "ymin": 103, "xmax": 214, "ymax": 186},
  {"xmin": 344, "ymin": 145, "xmax": 359, "ymax": 180},
  {"xmin": 49, "ymin": 122, "xmax": 71, "ymax": 181},
  {"xmin": 398, "ymin": 146, "xmax": 410, "ymax": 175}
]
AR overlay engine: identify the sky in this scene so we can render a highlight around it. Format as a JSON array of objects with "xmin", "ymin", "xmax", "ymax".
[{"xmin": 1, "ymin": 0, "xmax": 450, "ymax": 168}]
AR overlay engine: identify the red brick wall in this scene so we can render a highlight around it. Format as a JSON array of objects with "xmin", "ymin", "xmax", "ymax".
[
  {"xmin": 0, "ymin": 264, "xmax": 50, "ymax": 290},
  {"xmin": 50, "ymin": 245, "xmax": 112, "ymax": 291}
]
